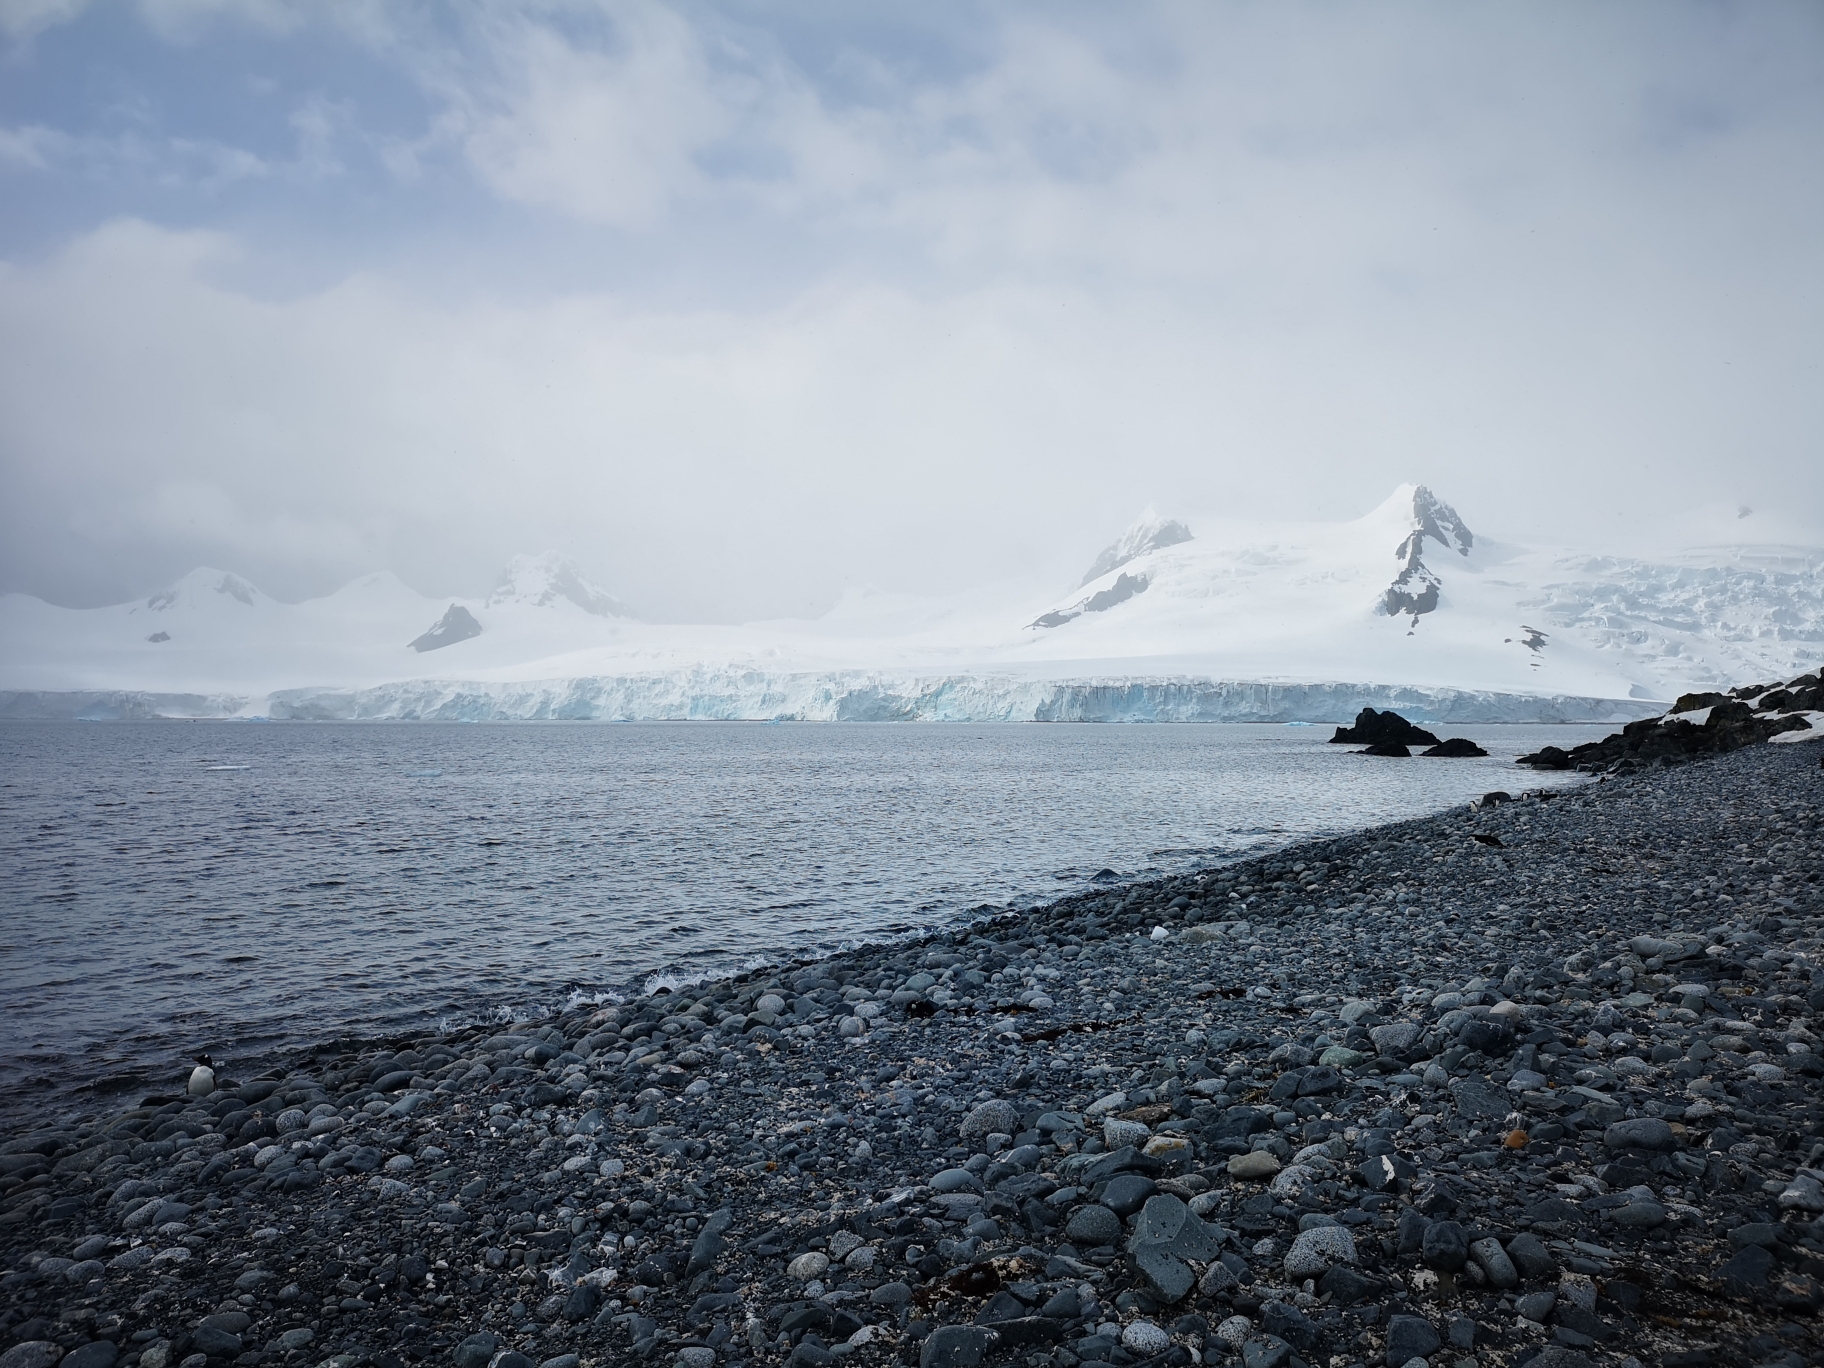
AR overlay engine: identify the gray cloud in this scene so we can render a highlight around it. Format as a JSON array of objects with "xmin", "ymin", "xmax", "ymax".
[{"xmin": 1, "ymin": 1, "xmax": 1820, "ymax": 620}]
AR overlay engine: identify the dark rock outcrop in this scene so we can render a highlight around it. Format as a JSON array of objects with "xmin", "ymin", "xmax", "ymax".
[
  {"xmin": 1330, "ymin": 708, "xmax": 1440, "ymax": 746},
  {"xmin": 408, "ymin": 605, "xmax": 483, "ymax": 653},
  {"xmin": 1422, "ymin": 737, "xmax": 1488, "ymax": 757},
  {"xmin": 1518, "ymin": 673, "xmax": 1822, "ymax": 772}
]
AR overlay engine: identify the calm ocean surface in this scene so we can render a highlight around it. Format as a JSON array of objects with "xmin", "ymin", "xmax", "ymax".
[{"xmin": 0, "ymin": 720, "xmax": 1595, "ymax": 1129}]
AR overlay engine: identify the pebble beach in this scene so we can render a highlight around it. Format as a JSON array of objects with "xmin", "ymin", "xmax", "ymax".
[{"xmin": 4, "ymin": 738, "xmax": 1824, "ymax": 1368}]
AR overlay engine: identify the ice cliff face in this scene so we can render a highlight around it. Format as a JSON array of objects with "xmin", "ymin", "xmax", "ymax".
[
  {"xmin": 487, "ymin": 553, "xmax": 633, "ymax": 618},
  {"xmin": 1079, "ymin": 515, "xmax": 1194, "ymax": 587},
  {"xmin": 261, "ymin": 673, "xmax": 1650, "ymax": 725}
]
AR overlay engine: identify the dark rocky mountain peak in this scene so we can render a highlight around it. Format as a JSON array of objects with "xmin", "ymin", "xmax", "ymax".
[
  {"xmin": 408, "ymin": 604, "xmax": 483, "ymax": 653},
  {"xmin": 1383, "ymin": 486, "xmax": 1474, "ymax": 621},
  {"xmin": 1080, "ymin": 515, "xmax": 1193, "ymax": 588}
]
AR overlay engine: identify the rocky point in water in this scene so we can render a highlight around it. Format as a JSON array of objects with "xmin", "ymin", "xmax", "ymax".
[
  {"xmin": 1521, "ymin": 673, "xmax": 1824, "ymax": 774},
  {"xmin": 3, "ymin": 709, "xmax": 1824, "ymax": 1368},
  {"xmin": 1332, "ymin": 709, "xmax": 1487, "ymax": 758},
  {"xmin": 1329, "ymin": 709, "xmax": 1441, "ymax": 747}
]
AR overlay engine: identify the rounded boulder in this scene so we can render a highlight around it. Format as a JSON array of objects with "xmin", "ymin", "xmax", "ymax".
[
  {"xmin": 1283, "ymin": 1225, "xmax": 1357, "ymax": 1278},
  {"xmin": 960, "ymin": 1099, "xmax": 1020, "ymax": 1141}
]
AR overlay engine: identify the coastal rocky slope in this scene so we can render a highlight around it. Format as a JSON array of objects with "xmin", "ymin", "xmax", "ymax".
[{"xmin": 5, "ymin": 746, "xmax": 1824, "ymax": 1368}]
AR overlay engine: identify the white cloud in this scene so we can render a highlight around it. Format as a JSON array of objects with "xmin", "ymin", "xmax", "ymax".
[
  {"xmin": 0, "ymin": 0, "xmax": 87, "ymax": 40},
  {"xmin": 0, "ymin": 4, "xmax": 1820, "ymax": 613},
  {"xmin": 455, "ymin": 4, "xmax": 736, "ymax": 229}
]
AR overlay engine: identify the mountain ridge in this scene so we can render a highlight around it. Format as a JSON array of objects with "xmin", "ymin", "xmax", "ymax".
[{"xmin": 3, "ymin": 487, "xmax": 1820, "ymax": 713}]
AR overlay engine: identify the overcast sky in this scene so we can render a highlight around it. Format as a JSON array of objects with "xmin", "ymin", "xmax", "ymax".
[{"xmin": 1, "ymin": 1, "xmax": 1820, "ymax": 621}]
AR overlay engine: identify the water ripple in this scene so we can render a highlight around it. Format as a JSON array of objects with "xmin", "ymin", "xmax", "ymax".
[{"xmin": 0, "ymin": 719, "xmax": 1592, "ymax": 1128}]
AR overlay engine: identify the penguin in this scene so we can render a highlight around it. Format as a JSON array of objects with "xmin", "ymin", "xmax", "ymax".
[{"xmin": 187, "ymin": 1054, "xmax": 216, "ymax": 1097}]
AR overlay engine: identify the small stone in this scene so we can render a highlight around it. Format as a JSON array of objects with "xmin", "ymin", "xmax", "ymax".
[
  {"xmin": 1611, "ymin": 1199, "xmax": 1668, "ymax": 1229},
  {"xmin": 1214, "ymin": 1316, "xmax": 1252, "ymax": 1348},
  {"xmin": 1103, "ymin": 1118, "xmax": 1151, "ymax": 1149},
  {"xmin": 1065, "ymin": 1205, "xmax": 1121, "ymax": 1246},
  {"xmin": 1468, "ymin": 1237, "xmax": 1518, "ymax": 1288},
  {"xmin": 1283, "ymin": 1225, "xmax": 1356, "ymax": 1278},
  {"xmin": 1370, "ymin": 1022, "xmax": 1420, "ymax": 1056},
  {"xmin": 1506, "ymin": 1233, "xmax": 1558, "ymax": 1281},
  {"xmin": 919, "ymin": 1325, "xmax": 992, "ymax": 1368},
  {"xmin": 1268, "ymin": 1164, "xmax": 1319, "ymax": 1199},
  {"xmin": 1421, "ymin": 1220, "xmax": 1468, "ymax": 1272},
  {"xmin": 0, "ymin": 1345, "xmax": 63, "ymax": 1368},
  {"xmin": 960, "ymin": 1099, "xmax": 1019, "ymax": 1141},
  {"xmin": 1227, "ymin": 1151, "xmax": 1281, "ymax": 1180},
  {"xmin": 1384, "ymin": 1314, "xmax": 1440, "ymax": 1363},
  {"xmin": 1779, "ymin": 1175, "xmax": 1824, "ymax": 1213},
  {"xmin": 187, "ymin": 1328, "xmax": 241, "ymax": 1359},
  {"xmin": 1317, "ymin": 1046, "xmax": 1365, "ymax": 1069},
  {"xmin": 1198, "ymin": 1261, "xmax": 1237, "ymax": 1296},
  {"xmin": 1516, "ymin": 1291, "xmax": 1556, "ymax": 1323},
  {"xmin": 1717, "ymin": 1243, "xmax": 1775, "ymax": 1291},
  {"xmin": 788, "ymin": 1251, "xmax": 830, "ymax": 1281},
  {"xmin": 677, "ymin": 1349, "xmax": 715, "ymax": 1368},
  {"xmin": 1141, "ymin": 1134, "xmax": 1191, "ymax": 1161},
  {"xmin": 61, "ymin": 1342, "xmax": 116, "ymax": 1368},
  {"xmin": 1603, "ymin": 1118, "xmax": 1675, "ymax": 1152},
  {"xmin": 1101, "ymin": 1173, "xmax": 1157, "ymax": 1216},
  {"xmin": 453, "ymin": 1332, "xmax": 499, "ymax": 1368},
  {"xmin": 1120, "ymin": 1322, "xmax": 1170, "ymax": 1355}
]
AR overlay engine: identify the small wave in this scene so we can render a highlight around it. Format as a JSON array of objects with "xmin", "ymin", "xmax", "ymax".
[
  {"xmin": 407, "ymin": 770, "xmax": 442, "ymax": 778},
  {"xmin": 204, "ymin": 765, "xmax": 250, "ymax": 772}
]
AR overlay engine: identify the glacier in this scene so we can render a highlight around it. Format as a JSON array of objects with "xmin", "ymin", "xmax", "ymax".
[
  {"xmin": 257, "ymin": 673, "xmax": 1655, "ymax": 725},
  {"xmin": 2, "ymin": 485, "xmax": 1820, "ymax": 723}
]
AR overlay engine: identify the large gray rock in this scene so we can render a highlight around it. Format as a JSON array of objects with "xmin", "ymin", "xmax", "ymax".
[
  {"xmin": 1603, "ymin": 1118, "xmax": 1675, "ymax": 1151},
  {"xmin": 1384, "ymin": 1314, "xmax": 1440, "ymax": 1363},
  {"xmin": 686, "ymin": 1207, "xmax": 734, "ymax": 1276},
  {"xmin": 960, "ymin": 1100, "xmax": 1019, "ymax": 1141},
  {"xmin": 1126, "ymin": 1194, "xmax": 1224, "ymax": 1303},
  {"xmin": 1449, "ymin": 1080, "xmax": 1509, "ymax": 1119},
  {"xmin": 1369, "ymin": 1021, "xmax": 1421, "ymax": 1057},
  {"xmin": 1421, "ymin": 1220, "xmax": 1468, "ymax": 1272},
  {"xmin": 1283, "ymin": 1225, "xmax": 1356, "ymax": 1278},
  {"xmin": 920, "ymin": 1325, "xmax": 993, "ymax": 1368},
  {"xmin": 1468, "ymin": 1237, "xmax": 1517, "ymax": 1288},
  {"xmin": 1505, "ymin": 1233, "xmax": 1558, "ymax": 1281},
  {"xmin": 1064, "ymin": 1205, "xmax": 1121, "ymax": 1246}
]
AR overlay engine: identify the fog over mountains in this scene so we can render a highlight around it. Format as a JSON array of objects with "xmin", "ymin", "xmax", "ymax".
[{"xmin": 3, "ymin": 487, "xmax": 1820, "ymax": 722}]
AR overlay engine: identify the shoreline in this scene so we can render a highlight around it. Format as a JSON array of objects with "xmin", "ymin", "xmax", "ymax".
[
  {"xmin": 0, "ymin": 719, "xmax": 1600, "ymax": 1139},
  {"xmin": 3, "ymin": 742, "xmax": 1822, "ymax": 1368}
]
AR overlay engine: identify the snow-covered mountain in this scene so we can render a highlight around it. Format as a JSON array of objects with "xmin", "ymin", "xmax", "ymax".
[
  {"xmin": 485, "ymin": 552, "xmax": 634, "ymax": 620},
  {"xmin": 3, "ymin": 487, "xmax": 1821, "ymax": 721}
]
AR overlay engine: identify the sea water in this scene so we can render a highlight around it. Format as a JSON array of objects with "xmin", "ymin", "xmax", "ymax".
[{"xmin": 0, "ymin": 720, "xmax": 1594, "ymax": 1127}]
